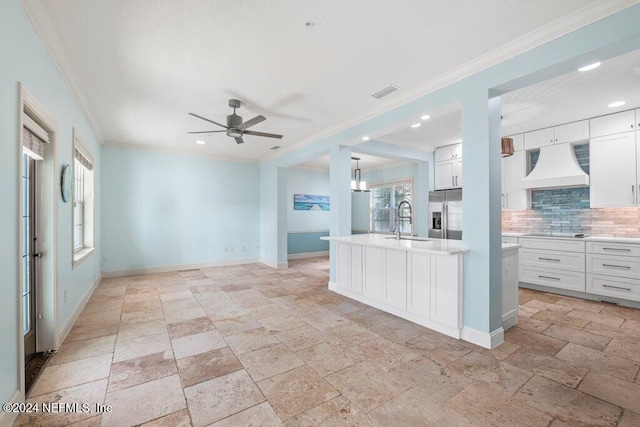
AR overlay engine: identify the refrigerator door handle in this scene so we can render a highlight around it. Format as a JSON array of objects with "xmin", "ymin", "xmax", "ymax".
[{"xmin": 442, "ymin": 202, "xmax": 448, "ymax": 240}]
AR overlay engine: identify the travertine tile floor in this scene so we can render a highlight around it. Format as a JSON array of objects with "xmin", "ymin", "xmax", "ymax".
[{"xmin": 16, "ymin": 257, "xmax": 640, "ymax": 426}]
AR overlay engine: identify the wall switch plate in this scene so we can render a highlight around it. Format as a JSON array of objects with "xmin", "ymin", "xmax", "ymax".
[
  {"xmin": 241, "ymin": 246, "xmax": 246, "ymax": 252},
  {"xmin": 229, "ymin": 246, "xmax": 234, "ymax": 253},
  {"xmin": 224, "ymin": 247, "xmax": 229, "ymax": 253},
  {"xmin": 102, "ymin": 255, "xmax": 107, "ymax": 261}
]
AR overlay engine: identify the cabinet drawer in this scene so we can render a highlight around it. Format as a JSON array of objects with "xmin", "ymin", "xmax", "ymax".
[
  {"xmin": 586, "ymin": 254, "xmax": 640, "ymax": 279},
  {"xmin": 587, "ymin": 241, "xmax": 640, "ymax": 257},
  {"xmin": 502, "ymin": 237, "xmax": 518, "ymax": 244},
  {"xmin": 587, "ymin": 273, "xmax": 640, "ymax": 302},
  {"xmin": 519, "ymin": 238, "xmax": 585, "ymax": 253},
  {"xmin": 520, "ymin": 248, "xmax": 584, "ymax": 272},
  {"xmin": 519, "ymin": 265, "xmax": 585, "ymax": 292}
]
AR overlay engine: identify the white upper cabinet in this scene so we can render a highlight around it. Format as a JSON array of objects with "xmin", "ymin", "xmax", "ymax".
[
  {"xmin": 590, "ymin": 131, "xmax": 637, "ymax": 208},
  {"xmin": 555, "ymin": 120, "xmax": 589, "ymax": 144},
  {"xmin": 502, "ymin": 150, "xmax": 526, "ymax": 210},
  {"xmin": 435, "ymin": 143, "xmax": 462, "ymax": 162},
  {"xmin": 590, "ymin": 110, "xmax": 636, "ymax": 138},
  {"xmin": 636, "ymin": 109, "xmax": 640, "ymax": 130},
  {"xmin": 434, "ymin": 143, "xmax": 462, "ymax": 190},
  {"xmin": 524, "ymin": 128, "xmax": 555, "ymax": 150}
]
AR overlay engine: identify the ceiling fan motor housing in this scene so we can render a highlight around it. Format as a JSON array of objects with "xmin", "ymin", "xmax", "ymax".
[{"xmin": 226, "ymin": 113, "xmax": 243, "ymax": 137}]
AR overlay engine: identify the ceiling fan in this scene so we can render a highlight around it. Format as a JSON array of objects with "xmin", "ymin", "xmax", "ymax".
[{"xmin": 188, "ymin": 99, "xmax": 283, "ymax": 144}]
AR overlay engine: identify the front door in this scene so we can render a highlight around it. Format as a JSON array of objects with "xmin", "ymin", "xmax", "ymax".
[{"xmin": 22, "ymin": 152, "xmax": 39, "ymax": 364}]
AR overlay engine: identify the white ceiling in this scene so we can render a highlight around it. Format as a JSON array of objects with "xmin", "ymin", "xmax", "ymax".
[
  {"xmin": 24, "ymin": 0, "xmax": 604, "ymax": 161},
  {"xmin": 501, "ymin": 48, "xmax": 640, "ymax": 135},
  {"xmin": 294, "ymin": 153, "xmax": 406, "ymax": 173}
]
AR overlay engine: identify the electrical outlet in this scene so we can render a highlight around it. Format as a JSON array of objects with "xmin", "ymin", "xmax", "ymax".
[
  {"xmin": 64, "ymin": 291, "xmax": 67, "ymax": 303},
  {"xmin": 224, "ymin": 247, "xmax": 229, "ymax": 253},
  {"xmin": 255, "ymin": 245, "xmax": 259, "ymax": 251},
  {"xmin": 229, "ymin": 246, "xmax": 234, "ymax": 253},
  {"xmin": 241, "ymin": 246, "xmax": 246, "ymax": 252},
  {"xmin": 102, "ymin": 255, "xmax": 107, "ymax": 261}
]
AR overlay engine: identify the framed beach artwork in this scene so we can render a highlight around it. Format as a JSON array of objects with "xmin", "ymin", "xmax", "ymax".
[{"xmin": 294, "ymin": 194, "xmax": 330, "ymax": 211}]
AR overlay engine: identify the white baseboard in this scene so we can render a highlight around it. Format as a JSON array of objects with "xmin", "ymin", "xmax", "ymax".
[
  {"xmin": 502, "ymin": 309, "xmax": 518, "ymax": 331},
  {"xmin": 58, "ymin": 274, "xmax": 101, "ymax": 345},
  {"xmin": 260, "ymin": 258, "xmax": 289, "ymax": 269},
  {"xmin": 288, "ymin": 251, "xmax": 329, "ymax": 260},
  {"xmin": 461, "ymin": 326, "xmax": 505, "ymax": 349},
  {"xmin": 102, "ymin": 258, "xmax": 260, "ymax": 278},
  {"xmin": 0, "ymin": 389, "xmax": 23, "ymax": 427}
]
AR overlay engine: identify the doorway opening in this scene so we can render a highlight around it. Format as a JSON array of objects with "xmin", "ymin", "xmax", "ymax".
[{"xmin": 18, "ymin": 84, "xmax": 59, "ymax": 398}]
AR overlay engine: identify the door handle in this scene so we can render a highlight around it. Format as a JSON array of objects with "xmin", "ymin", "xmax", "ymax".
[
  {"xmin": 602, "ymin": 264, "xmax": 632, "ymax": 270},
  {"xmin": 602, "ymin": 284, "xmax": 631, "ymax": 291},
  {"xmin": 506, "ymin": 193, "xmax": 509, "ymax": 207},
  {"xmin": 452, "ymin": 176, "xmax": 454, "ymax": 187},
  {"xmin": 633, "ymin": 185, "xmax": 636, "ymax": 204},
  {"xmin": 501, "ymin": 193, "xmax": 504, "ymax": 208},
  {"xmin": 33, "ymin": 252, "xmax": 43, "ymax": 259}
]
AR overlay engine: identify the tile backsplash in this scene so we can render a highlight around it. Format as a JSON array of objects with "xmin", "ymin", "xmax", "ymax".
[{"xmin": 502, "ymin": 144, "xmax": 640, "ymax": 238}]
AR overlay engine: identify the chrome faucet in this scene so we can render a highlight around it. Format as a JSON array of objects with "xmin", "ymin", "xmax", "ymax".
[{"xmin": 395, "ymin": 200, "xmax": 413, "ymax": 240}]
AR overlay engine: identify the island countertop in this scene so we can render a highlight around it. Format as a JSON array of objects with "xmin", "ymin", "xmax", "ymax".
[{"xmin": 321, "ymin": 234, "xmax": 470, "ymax": 255}]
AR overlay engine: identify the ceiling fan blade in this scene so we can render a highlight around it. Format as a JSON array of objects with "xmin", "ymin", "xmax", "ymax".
[
  {"xmin": 243, "ymin": 130, "xmax": 283, "ymax": 139},
  {"xmin": 234, "ymin": 136, "xmax": 245, "ymax": 144},
  {"xmin": 187, "ymin": 130, "xmax": 227, "ymax": 134},
  {"xmin": 188, "ymin": 112, "xmax": 228, "ymax": 129},
  {"xmin": 238, "ymin": 115, "xmax": 266, "ymax": 131}
]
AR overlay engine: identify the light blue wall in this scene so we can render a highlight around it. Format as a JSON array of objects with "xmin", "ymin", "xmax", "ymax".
[
  {"xmin": 101, "ymin": 146, "xmax": 260, "ymax": 272},
  {"xmin": 288, "ymin": 231, "xmax": 329, "ymax": 254},
  {"xmin": 0, "ymin": 0, "xmax": 102, "ymax": 405},
  {"xmin": 260, "ymin": 5, "xmax": 640, "ymax": 334}
]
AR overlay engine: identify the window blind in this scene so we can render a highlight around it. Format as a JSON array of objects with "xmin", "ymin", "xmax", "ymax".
[
  {"xmin": 22, "ymin": 126, "xmax": 45, "ymax": 159},
  {"xmin": 74, "ymin": 147, "xmax": 93, "ymax": 171}
]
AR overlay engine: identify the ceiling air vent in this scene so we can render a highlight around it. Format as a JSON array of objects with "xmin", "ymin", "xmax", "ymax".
[
  {"xmin": 371, "ymin": 84, "xmax": 398, "ymax": 99},
  {"xmin": 270, "ymin": 146, "xmax": 281, "ymax": 150}
]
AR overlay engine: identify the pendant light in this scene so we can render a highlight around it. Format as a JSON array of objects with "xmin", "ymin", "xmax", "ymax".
[
  {"xmin": 501, "ymin": 137, "xmax": 514, "ymax": 158},
  {"xmin": 351, "ymin": 157, "xmax": 370, "ymax": 192}
]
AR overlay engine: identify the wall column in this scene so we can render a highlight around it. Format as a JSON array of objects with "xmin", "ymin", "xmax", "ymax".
[
  {"xmin": 329, "ymin": 145, "xmax": 352, "ymax": 283},
  {"xmin": 415, "ymin": 160, "xmax": 430, "ymax": 237},
  {"xmin": 461, "ymin": 92, "xmax": 503, "ymax": 344}
]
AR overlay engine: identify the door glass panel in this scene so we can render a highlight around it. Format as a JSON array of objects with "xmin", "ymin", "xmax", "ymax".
[{"xmin": 21, "ymin": 153, "xmax": 34, "ymax": 337}]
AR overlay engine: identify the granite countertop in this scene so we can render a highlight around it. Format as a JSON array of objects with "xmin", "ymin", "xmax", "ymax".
[{"xmin": 321, "ymin": 234, "xmax": 470, "ymax": 255}]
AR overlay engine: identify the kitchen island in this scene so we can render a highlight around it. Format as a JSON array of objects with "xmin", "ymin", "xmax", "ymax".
[
  {"xmin": 322, "ymin": 234, "xmax": 520, "ymax": 347},
  {"xmin": 322, "ymin": 234, "xmax": 469, "ymax": 340}
]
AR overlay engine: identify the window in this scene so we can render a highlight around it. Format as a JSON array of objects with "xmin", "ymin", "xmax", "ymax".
[
  {"xmin": 370, "ymin": 180, "xmax": 412, "ymax": 234},
  {"xmin": 72, "ymin": 131, "xmax": 95, "ymax": 266}
]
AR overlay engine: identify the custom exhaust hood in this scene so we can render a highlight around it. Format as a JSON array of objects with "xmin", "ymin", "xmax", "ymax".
[{"xmin": 521, "ymin": 143, "xmax": 589, "ymax": 189}]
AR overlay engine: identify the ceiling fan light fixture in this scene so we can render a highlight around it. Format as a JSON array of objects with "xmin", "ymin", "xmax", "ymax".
[{"xmin": 227, "ymin": 129, "xmax": 243, "ymax": 138}]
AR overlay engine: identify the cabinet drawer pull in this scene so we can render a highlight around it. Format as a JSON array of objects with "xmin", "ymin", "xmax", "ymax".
[
  {"xmin": 602, "ymin": 247, "xmax": 631, "ymax": 252},
  {"xmin": 539, "ymin": 275, "xmax": 560, "ymax": 281},
  {"xmin": 602, "ymin": 264, "xmax": 632, "ymax": 269},
  {"xmin": 539, "ymin": 257, "xmax": 560, "ymax": 262},
  {"xmin": 602, "ymin": 284, "xmax": 632, "ymax": 291}
]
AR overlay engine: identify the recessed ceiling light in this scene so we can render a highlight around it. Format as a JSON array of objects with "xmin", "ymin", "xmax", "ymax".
[
  {"xmin": 608, "ymin": 101, "xmax": 626, "ymax": 108},
  {"xmin": 195, "ymin": 140, "xmax": 205, "ymax": 145},
  {"xmin": 578, "ymin": 62, "xmax": 601, "ymax": 72},
  {"xmin": 362, "ymin": 136, "xmax": 370, "ymax": 141},
  {"xmin": 411, "ymin": 123, "xmax": 421, "ymax": 128},
  {"xmin": 421, "ymin": 115, "xmax": 431, "ymax": 121}
]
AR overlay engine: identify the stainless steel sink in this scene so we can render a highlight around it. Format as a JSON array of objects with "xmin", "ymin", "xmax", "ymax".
[{"xmin": 385, "ymin": 236, "xmax": 431, "ymax": 242}]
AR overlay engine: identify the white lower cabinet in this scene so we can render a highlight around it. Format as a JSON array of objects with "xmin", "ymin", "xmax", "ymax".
[
  {"xmin": 518, "ymin": 237, "xmax": 586, "ymax": 292},
  {"xmin": 586, "ymin": 240, "xmax": 640, "ymax": 303},
  {"xmin": 363, "ymin": 246, "xmax": 384, "ymax": 300},
  {"xmin": 407, "ymin": 253, "xmax": 431, "ymax": 318},
  {"xmin": 384, "ymin": 249, "xmax": 407, "ymax": 310},
  {"xmin": 333, "ymin": 243, "xmax": 463, "ymax": 338},
  {"xmin": 430, "ymin": 255, "xmax": 460, "ymax": 328},
  {"xmin": 502, "ymin": 247, "xmax": 519, "ymax": 330}
]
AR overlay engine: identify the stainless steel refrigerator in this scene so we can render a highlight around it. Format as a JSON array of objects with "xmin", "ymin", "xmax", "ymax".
[{"xmin": 428, "ymin": 189, "xmax": 462, "ymax": 240}]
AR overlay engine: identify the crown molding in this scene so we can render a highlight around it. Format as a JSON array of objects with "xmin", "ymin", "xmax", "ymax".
[
  {"xmin": 103, "ymin": 141, "xmax": 259, "ymax": 164},
  {"xmin": 20, "ymin": 0, "xmax": 106, "ymax": 142},
  {"xmin": 262, "ymin": 0, "xmax": 640, "ymax": 163}
]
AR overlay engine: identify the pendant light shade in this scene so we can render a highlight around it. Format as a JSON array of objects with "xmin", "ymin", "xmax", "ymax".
[
  {"xmin": 501, "ymin": 137, "xmax": 514, "ymax": 158},
  {"xmin": 351, "ymin": 157, "xmax": 370, "ymax": 192}
]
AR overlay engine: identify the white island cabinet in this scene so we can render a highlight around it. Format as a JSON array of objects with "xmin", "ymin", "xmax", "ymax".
[{"xmin": 322, "ymin": 234, "xmax": 470, "ymax": 339}]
